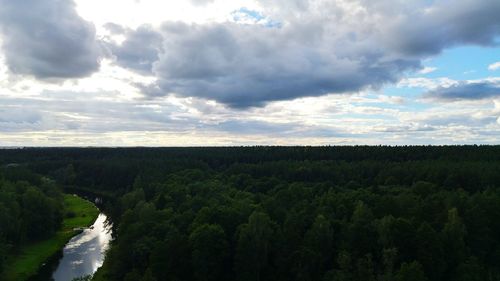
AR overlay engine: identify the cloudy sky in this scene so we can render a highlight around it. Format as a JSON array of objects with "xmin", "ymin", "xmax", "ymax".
[{"xmin": 0, "ymin": 0, "xmax": 499, "ymax": 146}]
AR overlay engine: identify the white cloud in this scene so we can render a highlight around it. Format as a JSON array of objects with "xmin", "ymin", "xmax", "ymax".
[
  {"xmin": 1, "ymin": 87, "xmax": 498, "ymax": 145},
  {"xmin": 489, "ymin": 62, "xmax": 500, "ymax": 71},
  {"xmin": 419, "ymin": 67, "xmax": 437, "ymax": 74},
  {"xmin": 398, "ymin": 77, "xmax": 457, "ymax": 89}
]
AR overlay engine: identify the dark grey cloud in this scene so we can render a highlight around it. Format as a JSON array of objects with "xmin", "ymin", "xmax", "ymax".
[
  {"xmin": 425, "ymin": 115, "xmax": 498, "ymax": 127},
  {"xmin": 137, "ymin": 22, "xmax": 420, "ymax": 107},
  {"xmin": 105, "ymin": 0, "xmax": 500, "ymax": 107},
  {"xmin": 381, "ymin": 0, "xmax": 500, "ymax": 56},
  {"xmin": 199, "ymin": 119, "xmax": 353, "ymax": 138},
  {"xmin": 104, "ymin": 24, "xmax": 163, "ymax": 74},
  {"xmin": 206, "ymin": 120, "xmax": 297, "ymax": 135},
  {"xmin": 427, "ymin": 82, "xmax": 500, "ymax": 100},
  {"xmin": 0, "ymin": 0, "xmax": 101, "ymax": 79},
  {"xmin": 0, "ymin": 107, "xmax": 42, "ymax": 132}
]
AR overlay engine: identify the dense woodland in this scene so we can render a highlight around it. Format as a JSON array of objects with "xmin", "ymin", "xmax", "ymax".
[
  {"xmin": 0, "ymin": 167, "xmax": 64, "ymax": 272},
  {"xmin": 2, "ymin": 146, "xmax": 500, "ymax": 281}
]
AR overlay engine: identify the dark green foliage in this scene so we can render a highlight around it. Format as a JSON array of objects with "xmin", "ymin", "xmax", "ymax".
[
  {"xmin": 395, "ymin": 261, "xmax": 429, "ymax": 281},
  {"xmin": 190, "ymin": 224, "xmax": 230, "ymax": 281},
  {"xmin": 2, "ymin": 146, "xmax": 500, "ymax": 280},
  {"xmin": 235, "ymin": 212, "xmax": 273, "ymax": 281},
  {"xmin": 0, "ymin": 167, "xmax": 64, "ymax": 274},
  {"xmin": 453, "ymin": 257, "xmax": 486, "ymax": 281},
  {"xmin": 0, "ymin": 238, "xmax": 7, "ymax": 272},
  {"xmin": 415, "ymin": 222, "xmax": 445, "ymax": 280},
  {"xmin": 21, "ymin": 187, "xmax": 61, "ymax": 240}
]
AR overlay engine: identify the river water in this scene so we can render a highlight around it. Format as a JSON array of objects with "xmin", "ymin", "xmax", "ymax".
[{"xmin": 51, "ymin": 213, "xmax": 112, "ymax": 280}]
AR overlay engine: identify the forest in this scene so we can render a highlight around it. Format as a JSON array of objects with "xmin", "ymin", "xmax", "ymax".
[
  {"xmin": 1, "ymin": 146, "xmax": 500, "ymax": 281},
  {"xmin": 0, "ymin": 167, "xmax": 64, "ymax": 273}
]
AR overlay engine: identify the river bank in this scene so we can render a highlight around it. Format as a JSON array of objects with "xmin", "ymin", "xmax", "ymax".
[{"xmin": 4, "ymin": 194, "xmax": 99, "ymax": 281}]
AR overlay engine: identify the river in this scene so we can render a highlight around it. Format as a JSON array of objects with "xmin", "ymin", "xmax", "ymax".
[{"xmin": 30, "ymin": 212, "xmax": 113, "ymax": 281}]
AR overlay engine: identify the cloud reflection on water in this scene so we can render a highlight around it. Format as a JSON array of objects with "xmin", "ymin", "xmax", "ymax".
[{"xmin": 52, "ymin": 214, "xmax": 113, "ymax": 281}]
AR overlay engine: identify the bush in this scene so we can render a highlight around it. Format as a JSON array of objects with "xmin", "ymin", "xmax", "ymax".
[{"xmin": 66, "ymin": 211, "xmax": 76, "ymax": 218}]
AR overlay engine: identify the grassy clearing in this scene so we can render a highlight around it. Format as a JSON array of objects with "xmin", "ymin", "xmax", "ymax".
[{"xmin": 4, "ymin": 194, "xmax": 99, "ymax": 281}]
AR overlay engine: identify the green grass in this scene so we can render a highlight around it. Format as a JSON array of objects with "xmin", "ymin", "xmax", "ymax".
[
  {"xmin": 4, "ymin": 194, "xmax": 99, "ymax": 281},
  {"xmin": 62, "ymin": 195, "xmax": 100, "ymax": 230}
]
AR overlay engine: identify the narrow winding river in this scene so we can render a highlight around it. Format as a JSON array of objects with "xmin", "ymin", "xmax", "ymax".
[
  {"xmin": 52, "ymin": 213, "xmax": 112, "ymax": 280},
  {"xmin": 30, "ymin": 211, "xmax": 113, "ymax": 281}
]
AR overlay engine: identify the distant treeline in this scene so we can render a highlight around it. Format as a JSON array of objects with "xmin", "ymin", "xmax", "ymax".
[{"xmin": 1, "ymin": 146, "xmax": 500, "ymax": 281}]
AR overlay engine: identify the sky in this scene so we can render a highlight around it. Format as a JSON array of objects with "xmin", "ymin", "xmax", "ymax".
[{"xmin": 0, "ymin": 0, "xmax": 499, "ymax": 146}]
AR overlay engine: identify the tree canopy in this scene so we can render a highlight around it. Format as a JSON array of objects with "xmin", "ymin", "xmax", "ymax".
[{"xmin": 1, "ymin": 146, "xmax": 500, "ymax": 280}]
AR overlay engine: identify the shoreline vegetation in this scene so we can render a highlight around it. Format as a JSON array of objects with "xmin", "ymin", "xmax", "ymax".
[{"xmin": 4, "ymin": 194, "xmax": 99, "ymax": 281}]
